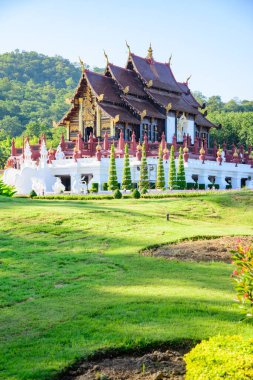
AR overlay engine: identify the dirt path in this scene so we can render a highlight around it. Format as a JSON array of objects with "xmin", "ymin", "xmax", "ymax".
[
  {"xmin": 62, "ymin": 346, "xmax": 188, "ymax": 380},
  {"xmin": 142, "ymin": 236, "xmax": 253, "ymax": 263}
]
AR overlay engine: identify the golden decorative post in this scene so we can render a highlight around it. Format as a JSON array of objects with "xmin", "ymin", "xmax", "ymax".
[
  {"xmin": 147, "ymin": 43, "xmax": 153, "ymax": 60},
  {"xmin": 78, "ymin": 98, "xmax": 83, "ymax": 133}
]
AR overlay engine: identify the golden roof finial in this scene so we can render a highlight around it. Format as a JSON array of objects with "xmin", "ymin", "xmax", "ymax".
[
  {"xmin": 103, "ymin": 50, "xmax": 109, "ymax": 66},
  {"xmin": 168, "ymin": 54, "xmax": 172, "ymax": 65},
  {"xmin": 79, "ymin": 57, "xmax": 85, "ymax": 72},
  {"xmin": 186, "ymin": 75, "xmax": 192, "ymax": 84},
  {"xmin": 126, "ymin": 41, "xmax": 131, "ymax": 55},
  {"xmin": 147, "ymin": 43, "xmax": 153, "ymax": 60}
]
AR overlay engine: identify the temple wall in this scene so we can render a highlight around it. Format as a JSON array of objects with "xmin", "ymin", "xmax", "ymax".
[{"xmin": 166, "ymin": 114, "xmax": 176, "ymax": 143}]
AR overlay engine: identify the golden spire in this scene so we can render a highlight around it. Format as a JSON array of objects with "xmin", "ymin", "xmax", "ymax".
[
  {"xmin": 147, "ymin": 43, "xmax": 153, "ymax": 60},
  {"xmin": 168, "ymin": 54, "xmax": 172, "ymax": 65},
  {"xmin": 103, "ymin": 50, "xmax": 109, "ymax": 66},
  {"xmin": 126, "ymin": 40, "xmax": 131, "ymax": 55}
]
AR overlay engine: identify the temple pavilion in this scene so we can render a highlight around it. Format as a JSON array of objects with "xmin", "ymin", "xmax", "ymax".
[{"xmin": 58, "ymin": 44, "xmax": 216, "ymax": 148}]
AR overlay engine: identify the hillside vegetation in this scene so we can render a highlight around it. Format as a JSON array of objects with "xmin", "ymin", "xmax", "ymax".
[{"xmin": 0, "ymin": 50, "xmax": 253, "ymax": 167}]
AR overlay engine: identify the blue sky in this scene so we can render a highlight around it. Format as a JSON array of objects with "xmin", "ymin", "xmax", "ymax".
[{"xmin": 0, "ymin": 0, "xmax": 252, "ymax": 101}]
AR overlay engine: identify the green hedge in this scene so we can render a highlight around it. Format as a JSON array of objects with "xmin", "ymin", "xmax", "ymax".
[
  {"xmin": 226, "ymin": 184, "xmax": 232, "ymax": 189},
  {"xmin": 34, "ymin": 194, "xmax": 114, "ymax": 200},
  {"xmin": 198, "ymin": 184, "xmax": 206, "ymax": 190},
  {"xmin": 102, "ymin": 182, "xmax": 108, "ymax": 191},
  {"xmin": 185, "ymin": 335, "xmax": 253, "ymax": 380},
  {"xmin": 90, "ymin": 183, "xmax": 99, "ymax": 193},
  {"xmin": 208, "ymin": 184, "xmax": 220, "ymax": 189},
  {"xmin": 186, "ymin": 182, "xmax": 198, "ymax": 190}
]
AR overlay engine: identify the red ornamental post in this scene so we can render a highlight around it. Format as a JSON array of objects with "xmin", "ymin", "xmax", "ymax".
[
  {"xmin": 136, "ymin": 142, "xmax": 142, "ymax": 161},
  {"xmin": 96, "ymin": 143, "xmax": 102, "ymax": 161},
  {"xmin": 103, "ymin": 131, "xmax": 109, "ymax": 151},
  {"xmin": 233, "ymin": 149, "xmax": 239, "ymax": 167},
  {"xmin": 118, "ymin": 129, "xmax": 125, "ymax": 152},
  {"xmin": 199, "ymin": 144, "xmax": 205, "ymax": 164},
  {"xmin": 161, "ymin": 132, "xmax": 166, "ymax": 151},
  {"xmin": 163, "ymin": 147, "xmax": 169, "ymax": 160},
  {"xmin": 77, "ymin": 131, "xmax": 84, "ymax": 151},
  {"xmin": 216, "ymin": 149, "xmax": 222, "ymax": 165},
  {"xmin": 48, "ymin": 148, "xmax": 55, "ymax": 163},
  {"xmin": 131, "ymin": 130, "xmax": 137, "ymax": 153},
  {"xmin": 11, "ymin": 138, "xmax": 16, "ymax": 156},
  {"xmin": 194, "ymin": 135, "xmax": 199, "ymax": 154},
  {"xmin": 143, "ymin": 133, "xmax": 148, "ymax": 151},
  {"xmin": 172, "ymin": 134, "xmax": 177, "ymax": 150},
  {"xmin": 183, "ymin": 145, "xmax": 189, "ymax": 163},
  {"xmin": 88, "ymin": 132, "xmax": 93, "ymax": 155}
]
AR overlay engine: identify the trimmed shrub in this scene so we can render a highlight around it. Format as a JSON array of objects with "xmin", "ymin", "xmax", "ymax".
[
  {"xmin": 226, "ymin": 184, "xmax": 232, "ymax": 189},
  {"xmin": 90, "ymin": 183, "xmax": 99, "ymax": 193},
  {"xmin": 198, "ymin": 184, "xmax": 206, "ymax": 190},
  {"xmin": 102, "ymin": 182, "xmax": 108, "ymax": 191},
  {"xmin": 186, "ymin": 182, "xmax": 197, "ymax": 190},
  {"xmin": 140, "ymin": 187, "xmax": 148, "ymax": 194},
  {"xmin": 168, "ymin": 145, "xmax": 177, "ymax": 189},
  {"xmin": 0, "ymin": 179, "xmax": 16, "ymax": 197},
  {"xmin": 139, "ymin": 144, "xmax": 149, "ymax": 190},
  {"xmin": 108, "ymin": 144, "xmax": 118, "ymax": 190},
  {"xmin": 121, "ymin": 143, "xmax": 132, "ymax": 190},
  {"xmin": 113, "ymin": 189, "xmax": 122, "ymax": 199},
  {"xmin": 177, "ymin": 147, "xmax": 186, "ymax": 189},
  {"xmin": 149, "ymin": 182, "xmax": 156, "ymax": 189},
  {"xmin": 132, "ymin": 189, "xmax": 141, "ymax": 199},
  {"xmin": 156, "ymin": 144, "xmax": 165, "ymax": 189},
  {"xmin": 185, "ymin": 335, "xmax": 253, "ymax": 380},
  {"xmin": 30, "ymin": 189, "xmax": 37, "ymax": 198}
]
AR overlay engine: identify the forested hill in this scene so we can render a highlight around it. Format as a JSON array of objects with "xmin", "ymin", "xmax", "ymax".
[{"xmin": 0, "ymin": 50, "xmax": 252, "ymax": 167}]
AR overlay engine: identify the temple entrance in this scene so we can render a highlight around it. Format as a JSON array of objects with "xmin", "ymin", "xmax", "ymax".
[
  {"xmin": 85, "ymin": 127, "xmax": 93, "ymax": 141},
  {"xmin": 241, "ymin": 178, "xmax": 248, "ymax": 188},
  {"xmin": 56, "ymin": 175, "xmax": 71, "ymax": 191}
]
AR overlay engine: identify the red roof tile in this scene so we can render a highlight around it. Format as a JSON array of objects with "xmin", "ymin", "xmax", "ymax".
[
  {"xmin": 85, "ymin": 70, "xmax": 122, "ymax": 103},
  {"xmin": 108, "ymin": 64, "xmax": 146, "ymax": 97},
  {"xmin": 195, "ymin": 113, "xmax": 216, "ymax": 128},
  {"xmin": 123, "ymin": 95, "xmax": 165, "ymax": 119},
  {"xmin": 178, "ymin": 82, "xmax": 201, "ymax": 108},
  {"xmin": 99, "ymin": 103, "xmax": 140, "ymax": 124},
  {"xmin": 130, "ymin": 54, "xmax": 182, "ymax": 93}
]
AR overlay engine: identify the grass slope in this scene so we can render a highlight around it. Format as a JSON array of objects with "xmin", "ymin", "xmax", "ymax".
[{"xmin": 0, "ymin": 192, "xmax": 253, "ymax": 379}]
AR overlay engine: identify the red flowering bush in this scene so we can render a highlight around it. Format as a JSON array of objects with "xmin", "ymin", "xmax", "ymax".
[{"xmin": 231, "ymin": 241, "xmax": 253, "ymax": 317}]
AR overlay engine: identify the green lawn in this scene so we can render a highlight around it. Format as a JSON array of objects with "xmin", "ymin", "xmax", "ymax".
[{"xmin": 0, "ymin": 192, "xmax": 253, "ymax": 380}]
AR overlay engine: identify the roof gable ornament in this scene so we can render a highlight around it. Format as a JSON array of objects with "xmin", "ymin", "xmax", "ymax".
[
  {"xmin": 147, "ymin": 43, "xmax": 153, "ymax": 60},
  {"xmin": 147, "ymin": 79, "xmax": 153, "ymax": 88},
  {"xmin": 168, "ymin": 54, "xmax": 172, "ymax": 66},
  {"xmin": 186, "ymin": 75, "xmax": 192, "ymax": 84},
  {"xmin": 165, "ymin": 102, "xmax": 172, "ymax": 113},
  {"xmin": 103, "ymin": 50, "xmax": 109, "ymax": 66},
  {"xmin": 140, "ymin": 109, "xmax": 147, "ymax": 120},
  {"xmin": 123, "ymin": 85, "xmax": 129, "ymax": 94},
  {"xmin": 97, "ymin": 93, "xmax": 104, "ymax": 102},
  {"xmin": 126, "ymin": 41, "xmax": 131, "ymax": 55},
  {"xmin": 79, "ymin": 57, "xmax": 85, "ymax": 73}
]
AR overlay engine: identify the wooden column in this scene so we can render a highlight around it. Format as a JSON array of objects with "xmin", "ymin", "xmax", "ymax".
[
  {"xmin": 66, "ymin": 121, "xmax": 70, "ymax": 140},
  {"xmin": 110, "ymin": 118, "xmax": 115, "ymax": 137},
  {"xmin": 96, "ymin": 105, "xmax": 101, "ymax": 137}
]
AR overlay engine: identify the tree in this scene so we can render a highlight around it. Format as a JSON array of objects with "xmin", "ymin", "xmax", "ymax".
[
  {"xmin": 108, "ymin": 144, "xmax": 118, "ymax": 190},
  {"xmin": 139, "ymin": 143, "xmax": 149, "ymax": 190},
  {"xmin": 168, "ymin": 145, "xmax": 177, "ymax": 189},
  {"xmin": 177, "ymin": 147, "xmax": 186, "ymax": 190},
  {"xmin": 156, "ymin": 144, "xmax": 165, "ymax": 189},
  {"xmin": 121, "ymin": 143, "xmax": 132, "ymax": 190}
]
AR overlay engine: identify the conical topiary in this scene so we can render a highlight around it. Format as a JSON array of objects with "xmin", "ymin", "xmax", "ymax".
[
  {"xmin": 156, "ymin": 144, "xmax": 165, "ymax": 190},
  {"xmin": 121, "ymin": 143, "xmax": 132, "ymax": 190},
  {"xmin": 139, "ymin": 143, "xmax": 149, "ymax": 191},
  {"xmin": 108, "ymin": 144, "xmax": 118, "ymax": 190},
  {"xmin": 168, "ymin": 145, "xmax": 177, "ymax": 189},
  {"xmin": 177, "ymin": 147, "xmax": 186, "ymax": 190}
]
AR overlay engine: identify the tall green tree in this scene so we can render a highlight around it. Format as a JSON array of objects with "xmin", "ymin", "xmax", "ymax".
[
  {"xmin": 108, "ymin": 144, "xmax": 118, "ymax": 190},
  {"xmin": 139, "ymin": 143, "xmax": 149, "ymax": 190},
  {"xmin": 121, "ymin": 143, "xmax": 132, "ymax": 190},
  {"xmin": 168, "ymin": 145, "xmax": 177, "ymax": 189},
  {"xmin": 177, "ymin": 147, "xmax": 186, "ymax": 190},
  {"xmin": 156, "ymin": 144, "xmax": 165, "ymax": 190}
]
